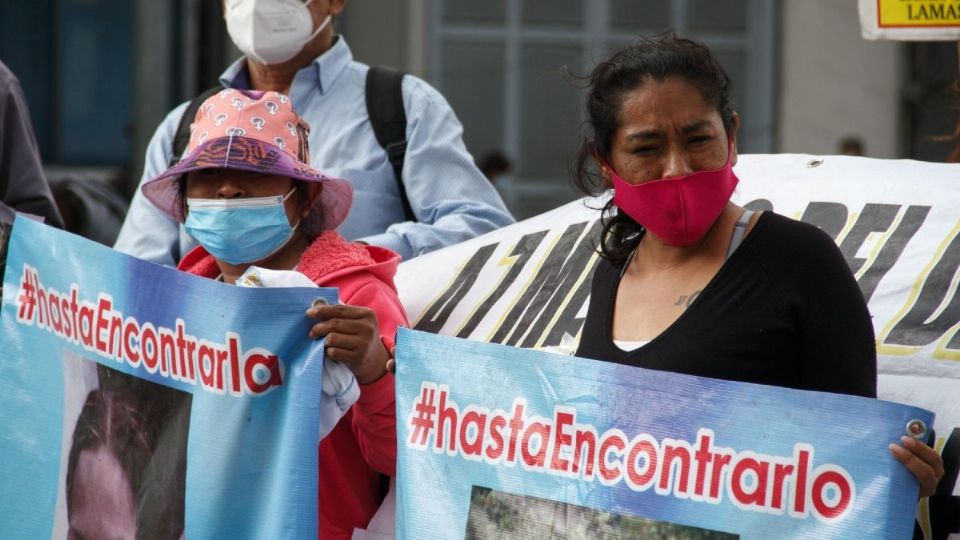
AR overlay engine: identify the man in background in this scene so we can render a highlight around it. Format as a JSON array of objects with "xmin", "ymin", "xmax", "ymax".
[{"xmin": 115, "ymin": 0, "xmax": 514, "ymax": 265}]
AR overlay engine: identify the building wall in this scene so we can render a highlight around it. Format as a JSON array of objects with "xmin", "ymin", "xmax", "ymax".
[
  {"xmin": 132, "ymin": 0, "xmax": 176, "ymax": 188},
  {"xmin": 340, "ymin": 0, "xmax": 424, "ymax": 75},
  {"xmin": 779, "ymin": 0, "xmax": 904, "ymax": 158}
]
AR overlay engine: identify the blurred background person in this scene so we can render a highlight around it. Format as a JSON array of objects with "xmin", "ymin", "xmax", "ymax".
[
  {"xmin": 838, "ymin": 135, "xmax": 866, "ymax": 156},
  {"xmin": 477, "ymin": 150, "xmax": 512, "ymax": 185},
  {"xmin": 51, "ymin": 175, "xmax": 128, "ymax": 246},
  {"xmin": 0, "ymin": 59, "xmax": 63, "ymax": 295}
]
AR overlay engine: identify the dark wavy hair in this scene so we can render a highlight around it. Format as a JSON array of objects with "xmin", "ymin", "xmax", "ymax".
[
  {"xmin": 573, "ymin": 33, "xmax": 737, "ymax": 264},
  {"xmin": 66, "ymin": 390, "xmax": 154, "ymax": 528},
  {"xmin": 66, "ymin": 386, "xmax": 189, "ymax": 540}
]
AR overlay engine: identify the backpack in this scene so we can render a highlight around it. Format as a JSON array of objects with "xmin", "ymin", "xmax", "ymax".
[{"xmin": 170, "ymin": 66, "xmax": 414, "ymax": 222}]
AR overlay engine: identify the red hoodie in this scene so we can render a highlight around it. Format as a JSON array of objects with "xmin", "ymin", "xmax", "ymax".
[{"xmin": 178, "ymin": 231, "xmax": 405, "ymax": 539}]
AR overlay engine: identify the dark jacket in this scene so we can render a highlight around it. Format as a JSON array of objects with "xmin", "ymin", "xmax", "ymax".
[{"xmin": 0, "ymin": 60, "xmax": 64, "ymax": 252}]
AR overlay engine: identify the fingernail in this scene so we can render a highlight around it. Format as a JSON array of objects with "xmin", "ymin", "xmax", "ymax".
[{"xmin": 900, "ymin": 435, "xmax": 912, "ymax": 445}]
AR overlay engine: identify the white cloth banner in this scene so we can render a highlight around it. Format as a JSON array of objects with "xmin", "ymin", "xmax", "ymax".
[
  {"xmin": 396, "ymin": 154, "xmax": 960, "ymax": 510},
  {"xmin": 859, "ymin": 0, "xmax": 960, "ymax": 41}
]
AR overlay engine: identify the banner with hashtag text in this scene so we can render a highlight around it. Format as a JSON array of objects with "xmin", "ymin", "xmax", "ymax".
[
  {"xmin": 394, "ymin": 155, "xmax": 960, "ymax": 539},
  {"xmin": 0, "ymin": 216, "xmax": 331, "ymax": 539},
  {"xmin": 394, "ymin": 328, "xmax": 931, "ymax": 539}
]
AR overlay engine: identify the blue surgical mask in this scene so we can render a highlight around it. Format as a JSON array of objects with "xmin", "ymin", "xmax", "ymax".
[{"xmin": 184, "ymin": 188, "xmax": 299, "ymax": 265}]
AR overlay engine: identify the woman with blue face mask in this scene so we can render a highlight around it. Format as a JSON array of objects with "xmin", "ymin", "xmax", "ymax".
[
  {"xmin": 571, "ymin": 34, "xmax": 945, "ymax": 505},
  {"xmin": 141, "ymin": 88, "xmax": 406, "ymax": 538}
]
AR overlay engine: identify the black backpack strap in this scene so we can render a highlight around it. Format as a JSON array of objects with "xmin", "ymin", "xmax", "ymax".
[
  {"xmin": 365, "ymin": 66, "xmax": 415, "ymax": 222},
  {"xmin": 170, "ymin": 86, "xmax": 223, "ymax": 166}
]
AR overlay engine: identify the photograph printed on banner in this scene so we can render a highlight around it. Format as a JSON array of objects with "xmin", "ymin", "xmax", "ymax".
[
  {"xmin": 465, "ymin": 485, "xmax": 738, "ymax": 539},
  {"xmin": 53, "ymin": 353, "xmax": 192, "ymax": 540}
]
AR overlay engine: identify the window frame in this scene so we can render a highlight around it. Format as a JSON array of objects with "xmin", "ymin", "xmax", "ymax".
[{"xmin": 429, "ymin": 0, "xmax": 778, "ymax": 218}]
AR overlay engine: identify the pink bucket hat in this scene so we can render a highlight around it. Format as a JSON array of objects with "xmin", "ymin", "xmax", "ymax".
[{"xmin": 142, "ymin": 89, "xmax": 353, "ymax": 231}]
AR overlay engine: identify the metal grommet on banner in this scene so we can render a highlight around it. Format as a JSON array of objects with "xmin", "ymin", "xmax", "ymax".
[
  {"xmin": 311, "ymin": 297, "xmax": 329, "ymax": 309},
  {"xmin": 905, "ymin": 419, "xmax": 928, "ymax": 440},
  {"xmin": 806, "ymin": 158, "xmax": 824, "ymax": 168}
]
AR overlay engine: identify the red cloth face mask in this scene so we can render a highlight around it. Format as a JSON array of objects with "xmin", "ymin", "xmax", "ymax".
[{"xmin": 610, "ymin": 154, "xmax": 739, "ymax": 246}]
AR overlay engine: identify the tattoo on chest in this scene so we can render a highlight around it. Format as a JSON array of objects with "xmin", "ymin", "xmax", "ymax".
[{"xmin": 673, "ymin": 289, "xmax": 702, "ymax": 308}]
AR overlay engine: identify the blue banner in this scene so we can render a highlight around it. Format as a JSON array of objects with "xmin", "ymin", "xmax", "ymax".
[
  {"xmin": 0, "ymin": 217, "xmax": 329, "ymax": 538},
  {"xmin": 394, "ymin": 328, "xmax": 932, "ymax": 539}
]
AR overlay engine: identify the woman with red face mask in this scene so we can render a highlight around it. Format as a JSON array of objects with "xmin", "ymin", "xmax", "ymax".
[{"xmin": 572, "ymin": 34, "xmax": 944, "ymax": 501}]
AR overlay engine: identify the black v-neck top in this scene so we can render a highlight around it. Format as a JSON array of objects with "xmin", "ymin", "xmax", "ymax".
[{"xmin": 576, "ymin": 212, "xmax": 877, "ymax": 398}]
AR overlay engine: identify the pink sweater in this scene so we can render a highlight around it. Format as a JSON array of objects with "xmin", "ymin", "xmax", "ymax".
[{"xmin": 179, "ymin": 231, "xmax": 405, "ymax": 539}]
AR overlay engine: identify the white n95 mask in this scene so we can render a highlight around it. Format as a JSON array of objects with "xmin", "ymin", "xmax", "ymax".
[{"xmin": 225, "ymin": 0, "xmax": 331, "ymax": 65}]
